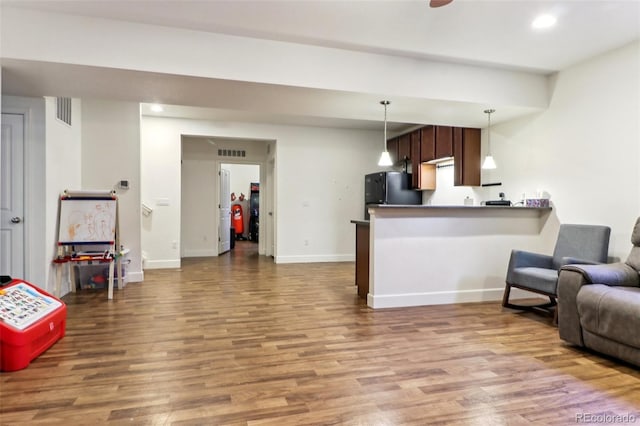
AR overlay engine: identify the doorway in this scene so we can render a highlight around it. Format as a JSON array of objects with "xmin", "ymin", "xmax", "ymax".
[
  {"xmin": 180, "ymin": 136, "xmax": 275, "ymax": 262},
  {"xmin": 222, "ymin": 163, "xmax": 260, "ymax": 248}
]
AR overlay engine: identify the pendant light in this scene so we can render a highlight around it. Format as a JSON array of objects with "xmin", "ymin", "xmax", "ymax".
[
  {"xmin": 482, "ymin": 108, "xmax": 497, "ymax": 170},
  {"xmin": 378, "ymin": 100, "xmax": 393, "ymax": 167}
]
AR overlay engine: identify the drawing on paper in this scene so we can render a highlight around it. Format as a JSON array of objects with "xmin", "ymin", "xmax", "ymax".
[{"xmin": 58, "ymin": 199, "xmax": 117, "ymax": 243}]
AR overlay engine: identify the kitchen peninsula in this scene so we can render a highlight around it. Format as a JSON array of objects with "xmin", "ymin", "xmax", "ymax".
[{"xmin": 352, "ymin": 204, "xmax": 553, "ymax": 308}]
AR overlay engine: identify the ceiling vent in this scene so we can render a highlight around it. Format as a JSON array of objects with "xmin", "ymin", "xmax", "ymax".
[
  {"xmin": 56, "ymin": 97, "xmax": 72, "ymax": 126},
  {"xmin": 218, "ymin": 149, "xmax": 246, "ymax": 158}
]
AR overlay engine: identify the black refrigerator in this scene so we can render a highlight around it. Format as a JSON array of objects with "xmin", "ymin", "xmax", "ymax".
[{"xmin": 364, "ymin": 172, "xmax": 421, "ymax": 219}]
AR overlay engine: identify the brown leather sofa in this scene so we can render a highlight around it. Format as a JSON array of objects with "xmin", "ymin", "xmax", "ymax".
[{"xmin": 557, "ymin": 217, "xmax": 640, "ymax": 367}]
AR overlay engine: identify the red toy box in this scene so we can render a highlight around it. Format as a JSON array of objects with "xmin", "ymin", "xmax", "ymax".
[{"xmin": 0, "ymin": 279, "xmax": 67, "ymax": 371}]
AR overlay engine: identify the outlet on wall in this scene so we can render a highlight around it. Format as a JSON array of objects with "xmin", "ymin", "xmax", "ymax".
[
  {"xmin": 304, "ymin": 240, "xmax": 309, "ymax": 246},
  {"xmin": 172, "ymin": 241, "xmax": 177, "ymax": 249}
]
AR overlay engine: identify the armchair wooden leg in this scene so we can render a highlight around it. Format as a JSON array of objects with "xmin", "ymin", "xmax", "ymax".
[
  {"xmin": 502, "ymin": 281, "xmax": 558, "ymax": 323},
  {"xmin": 502, "ymin": 283, "xmax": 512, "ymax": 308}
]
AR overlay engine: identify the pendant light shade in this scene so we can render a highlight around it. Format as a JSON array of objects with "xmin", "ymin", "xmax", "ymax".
[
  {"xmin": 378, "ymin": 100, "xmax": 393, "ymax": 167},
  {"xmin": 482, "ymin": 109, "xmax": 497, "ymax": 170},
  {"xmin": 481, "ymin": 155, "xmax": 497, "ymax": 169},
  {"xmin": 378, "ymin": 151, "xmax": 393, "ymax": 166}
]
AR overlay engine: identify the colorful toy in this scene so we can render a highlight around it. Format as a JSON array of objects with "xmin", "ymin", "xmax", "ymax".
[{"xmin": 0, "ymin": 279, "xmax": 67, "ymax": 371}]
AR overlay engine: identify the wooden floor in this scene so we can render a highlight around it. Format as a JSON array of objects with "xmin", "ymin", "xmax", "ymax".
[{"xmin": 2, "ymin": 241, "xmax": 639, "ymax": 425}]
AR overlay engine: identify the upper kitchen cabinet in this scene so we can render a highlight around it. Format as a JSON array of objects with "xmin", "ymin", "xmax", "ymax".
[
  {"xmin": 410, "ymin": 129, "xmax": 421, "ymax": 189},
  {"xmin": 420, "ymin": 126, "xmax": 435, "ymax": 162},
  {"xmin": 387, "ymin": 137, "xmax": 399, "ymax": 165},
  {"xmin": 397, "ymin": 133, "xmax": 411, "ymax": 166},
  {"xmin": 435, "ymin": 126, "xmax": 454, "ymax": 159},
  {"xmin": 453, "ymin": 127, "xmax": 481, "ymax": 186},
  {"xmin": 410, "ymin": 129, "xmax": 435, "ymax": 190}
]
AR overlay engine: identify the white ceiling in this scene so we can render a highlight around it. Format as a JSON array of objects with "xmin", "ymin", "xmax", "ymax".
[{"xmin": 2, "ymin": 0, "xmax": 640, "ymax": 130}]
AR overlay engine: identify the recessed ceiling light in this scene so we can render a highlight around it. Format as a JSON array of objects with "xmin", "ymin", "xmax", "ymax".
[
  {"xmin": 532, "ymin": 14, "xmax": 557, "ymax": 29},
  {"xmin": 150, "ymin": 104, "xmax": 164, "ymax": 112}
]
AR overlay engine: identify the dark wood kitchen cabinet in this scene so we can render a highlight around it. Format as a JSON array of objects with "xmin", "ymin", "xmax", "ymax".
[
  {"xmin": 410, "ymin": 129, "xmax": 435, "ymax": 190},
  {"xmin": 435, "ymin": 126, "xmax": 454, "ymax": 159},
  {"xmin": 353, "ymin": 221, "xmax": 370, "ymax": 299},
  {"xmin": 386, "ymin": 137, "xmax": 399, "ymax": 165},
  {"xmin": 453, "ymin": 127, "xmax": 481, "ymax": 186},
  {"xmin": 410, "ymin": 129, "xmax": 421, "ymax": 189},
  {"xmin": 420, "ymin": 125, "xmax": 435, "ymax": 162},
  {"xmin": 397, "ymin": 133, "xmax": 411, "ymax": 166},
  {"xmin": 385, "ymin": 124, "xmax": 478, "ymax": 188}
]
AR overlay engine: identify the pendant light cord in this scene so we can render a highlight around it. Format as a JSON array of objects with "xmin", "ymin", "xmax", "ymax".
[
  {"xmin": 484, "ymin": 108, "xmax": 495, "ymax": 154},
  {"xmin": 381, "ymin": 100, "xmax": 390, "ymax": 150}
]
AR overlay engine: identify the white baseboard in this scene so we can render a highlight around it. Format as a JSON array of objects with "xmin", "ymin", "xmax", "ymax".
[
  {"xmin": 127, "ymin": 271, "xmax": 144, "ymax": 283},
  {"xmin": 144, "ymin": 259, "xmax": 181, "ymax": 269},
  {"xmin": 367, "ymin": 287, "xmax": 546, "ymax": 309},
  {"xmin": 275, "ymin": 254, "xmax": 354, "ymax": 264},
  {"xmin": 182, "ymin": 249, "xmax": 218, "ymax": 258}
]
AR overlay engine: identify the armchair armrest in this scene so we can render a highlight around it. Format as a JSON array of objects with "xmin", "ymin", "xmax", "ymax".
[{"xmin": 506, "ymin": 250, "xmax": 553, "ymax": 284}]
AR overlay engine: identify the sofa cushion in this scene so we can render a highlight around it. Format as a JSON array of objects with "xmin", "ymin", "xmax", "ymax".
[
  {"xmin": 577, "ymin": 284, "xmax": 640, "ymax": 349},
  {"xmin": 510, "ymin": 267, "xmax": 558, "ymax": 294}
]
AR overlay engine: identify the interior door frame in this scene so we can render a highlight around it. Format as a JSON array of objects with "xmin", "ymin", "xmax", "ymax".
[
  {"xmin": 1, "ymin": 97, "xmax": 46, "ymax": 286},
  {"xmin": 217, "ymin": 165, "xmax": 231, "ymax": 254},
  {"xmin": 216, "ymin": 159, "xmax": 273, "ymax": 259},
  {"xmin": 264, "ymin": 158, "xmax": 276, "ymax": 257},
  {"xmin": 1, "ymin": 112, "xmax": 25, "ymax": 278}
]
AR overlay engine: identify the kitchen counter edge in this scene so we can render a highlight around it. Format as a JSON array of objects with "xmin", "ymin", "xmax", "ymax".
[{"xmin": 368, "ymin": 205, "xmax": 551, "ymax": 210}]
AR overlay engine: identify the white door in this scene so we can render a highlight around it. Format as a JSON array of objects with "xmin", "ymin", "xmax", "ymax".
[
  {"xmin": 218, "ymin": 168, "xmax": 231, "ymax": 254},
  {"xmin": 1, "ymin": 113, "xmax": 25, "ymax": 278},
  {"xmin": 266, "ymin": 159, "xmax": 275, "ymax": 258}
]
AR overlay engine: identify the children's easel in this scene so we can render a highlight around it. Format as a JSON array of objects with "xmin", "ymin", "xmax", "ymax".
[{"xmin": 53, "ymin": 190, "xmax": 123, "ymax": 299}]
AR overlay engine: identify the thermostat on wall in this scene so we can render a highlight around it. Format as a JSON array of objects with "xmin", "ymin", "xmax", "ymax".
[{"xmin": 118, "ymin": 180, "xmax": 129, "ymax": 190}]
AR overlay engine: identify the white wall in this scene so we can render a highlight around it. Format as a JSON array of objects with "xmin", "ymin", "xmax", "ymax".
[
  {"xmin": 226, "ymin": 163, "xmax": 259, "ymax": 197},
  {"xmin": 486, "ymin": 41, "xmax": 640, "ymax": 261},
  {"xmin": 81, "ymin": 99, "xmax": 143, "ymax": 282},
  {"xmin": 44, "ymin": 97, "xmax": 82, "ymax": 295},
  {"xmin": 181, "ymin": 158, "xmax": 218, "ymax": 258},
  {"xmin": 423, "ymin": 163, "xmax": 480, "ymax": 206},
  {"xmin": 141, "ymin": 116, "xmax": 380, "ymax": 267}
]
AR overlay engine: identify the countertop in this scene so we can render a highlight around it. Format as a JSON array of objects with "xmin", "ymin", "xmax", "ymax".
[
  {"xmin": 353, "ymin": 205, "xmax": 552, "ymax": 224},
  {"xmin": 368, "ymin": 204, "xmax": 551, "ymax": 211}
]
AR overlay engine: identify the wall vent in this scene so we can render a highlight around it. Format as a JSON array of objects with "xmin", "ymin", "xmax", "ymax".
[
  {"xmin": 56, "ymin": 97, "xmax": 72, "ymax": 126},
  {"xmin": 218, "ymin": 149, "xmax": 246, "ymax": 157}
]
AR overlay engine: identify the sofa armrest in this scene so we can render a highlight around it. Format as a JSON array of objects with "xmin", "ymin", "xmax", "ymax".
[
  {"xmin": 557, "ymin": 263, "xmax": 639, "ymax": 347},
  {"xmin": 561, "ymin": 263, "xmax": 640, "ymax": 287},
  {"xmin": 557, "ymin": 269, "xmax": 590, "ymax": 346},
  {"xmin": 506, "ymin": 250, "xmax": 553, "ymax": 283}
]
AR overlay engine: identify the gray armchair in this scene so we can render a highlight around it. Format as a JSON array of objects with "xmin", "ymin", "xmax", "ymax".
[{"xmin": 502, "ymin": 224, "xmax": 611, "ymax": 322}]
